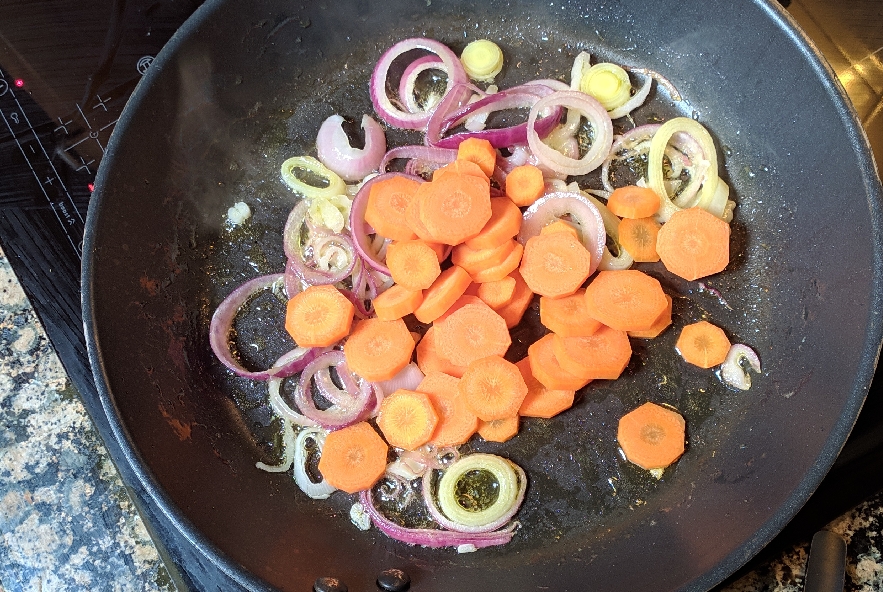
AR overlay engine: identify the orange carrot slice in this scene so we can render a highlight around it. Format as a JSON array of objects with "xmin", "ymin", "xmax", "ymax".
[
  {"xmin": 619, "ymin": 217, "xmax": 661, "ymax": 262},
  {"xmin": 519, "ymin": 230, "xmax": 592, "ymax": 298},
  {"xmin": 504, "ymin": 164, "xmax": 545, "ymax": 207},
  {"xmin": 317, "ymin": 421, "xmax": 388, "ymax": 493},
  {"xmin": 433, "ymin": 159, "xmax": 490, "ymax": 185},
  {"xmin": 458, "ymin": 355, "xmax": 528, "ymax": 421},
  {"xmin": 456, "ymin": 137, "xmax": 498, "ymax": 177},
  {"xmin": 539, "ymin": 289, "xmax": 602, "ymax": 337},
  {"xmin": 365, "ymin": 176, "xmax": 422, "ymax": 241},
  {"xmin": 477, "ymin": 416, "xmax": 520, "ymax": 442},
  {"xmin": 451, "ymin": 238, "xmax": 517, "ymax": 275},
  {"xmin": 606, "ymin": 185, "xmax": 660, "ymax": 219},
  {"xmin": 628, "ymin": 294, "xmax": 673, "ymax": 339},
  {"xmin": 415, "ymin": 326, "xmax": 468, "ymax": 378},
  {"xmin": 417, "ymin": 372, "xmax": 479, "ymax": 447},
  {"xmin": 469, "ymin": 242, "xmax": 524, "ymax": 284},
  {"xmin": 372, "ymin": 284, "xmax": 424, "ymax": 321},
  {"xmin": 552, "ymin": 325, "xmax": 632, "ymax": 380},
  {"xmin": 675, "ymin": 320, "xmax": 731, "ymax": 368},
  {"xmin": 434, "ymin": 302, "xmax": 512, "ymax": 368},
  {"xmin": 285, "ymin": 284, "xmax": 355, "ymax": 347},
  {"xmin": 464, "ymin": 197, "xmax": 523, "ymax": 251},
  {"xmin": 413, "ymin": 265, "xmax": 473, "ymax": 324},
  {"xmin": 418, "ymin": 173, "xmax": 492, "ymax": 245},
  {"xmin": 385, "ymin": 239, "xmax": 442, "ymax": 291},
  {"xmin": 496, "ymin": 270, "xmax": 535, "ymax": 329},
  {"xmin": 527, "ymin": 333, "xmax": 591, "ymax": 391},
  {"xmin": 377, "ymin": 389, "xmax": 439, "ymax": 450},
  {"xmin": 476, "ymin": 276, "xmax": 517, "ymax": 310},
  {"xmin": 617, "ymin": 402, "xmax": 686, "ymax": 470},
  {"xmin": 539, "ymin": 219, "xmax": 580, "ymax": 240},
  {"xmin": 515, "ymin": 357, "xmax": 575, "ymax": 419},
  {"xmin": 655, "ymin": 207, "xmax": 730, "ymax": 281},
  {"xmin": 583, "ymin": 269, "xmax": 668, "ymax": 332},
  {"xmin": 343, "ymin": 318, "xmax": 415, "ymax": 381}
]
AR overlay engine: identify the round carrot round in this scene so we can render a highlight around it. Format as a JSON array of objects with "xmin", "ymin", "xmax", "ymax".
[
  {"xmin": 539, "ymin": 289, "xmax": 602, "ymax": 337},
  {"xmin": 675, "ymin": 320, "xmax": 731, "ymax": 368},
  {"xmin": 583, "ymin": 269, "xmax": 668, "ymax": 332},
  {"xmin": 343, "ymin": 318, "xmax": 415, "ymax": 382},
  {"xmin": 434, "ymin": 302, "xmax": 512, "ymax": 368},
  {"xmin": 417, "ymin": 372, "xmax": 479, "ymax": 447},
  {"xmin": 456, "ymin": 137, "xmax": 498, "ymax": 177},
  {"xmin": 619, "ymin": 216, "xmax": 661, "ymax": 262},
  {"xmin": 377, "ymin": 389, "xmax": 439, "ymax": 450},
  {"xmin": 419, "ymin": 173, "xmax": 492, "ymax": 245},
  {"xmin": 317, "ymin": 421, "xmax": 389, "ymax": 494},
  {"xmin": 372, "ymin": 284, "xmax": 424, "ymax": 321},
  {"xmin": 656, "ymin": 207, "xmax": 730, "ymax": 280},
  {"xmin": 505, "ymin": 164, "xmax": 545, "ymax": 207},
  {"xmin": 617, "ymin": 402, "xmax": 686, "ymax": 470},
  {"xmin": 477, "ymin": 416, "xmax": 520, "ymax": 442},
  {"xmin": 519, "ymin": 230, "xmax": 592, "ymax": 298},
  {"xmin": 607, "ymin": 185, "xmax": 660, "ymax": 219},
  {"xmin": 552, "ymin": 325, "xmax": 632, "ymax": 380},
  {"xmin": 386, "ymin": 239, "xmax": 442, "ymax": 291},
  {"xmin": 285, "ymin": 284, "xmax": 355, "ymax": 347},
  {"xmin": 458, "ymin": 355, "xmax": 528, "ymax": 421},
  {"xmin": 365, "ymin": 176, "xmax": 422, "ymax": 241},
  {"xmin": 464, "ymin": 197, "xmax": 523, "ymax": 251},
  {"xmin": 515, "ymin": 357, "xmax": 575, "ymax": 419}
]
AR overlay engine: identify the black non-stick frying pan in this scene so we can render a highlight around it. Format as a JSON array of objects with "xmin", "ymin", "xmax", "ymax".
[{"xmin": 82, "ymin": 0, "xmax": 883, "ymax": 590}]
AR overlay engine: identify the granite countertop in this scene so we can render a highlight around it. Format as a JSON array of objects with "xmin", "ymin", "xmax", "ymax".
[{"xmin": 0, "ymin": 241, "xmax": 882, "ymax": 591}]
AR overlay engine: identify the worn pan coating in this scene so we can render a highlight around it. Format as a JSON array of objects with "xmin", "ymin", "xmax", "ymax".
[{"xmin": 82, "ymin": 0, "xmax": 883, "ymax": 590}]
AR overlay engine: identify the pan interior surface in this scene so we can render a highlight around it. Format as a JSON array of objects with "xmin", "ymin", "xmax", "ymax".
[{"xmin": 82, "ymin": 0, "xmax": 883, "ymax": 590}]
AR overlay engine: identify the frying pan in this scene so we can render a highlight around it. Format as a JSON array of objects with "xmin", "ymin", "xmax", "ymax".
[{"xmin": 81, "ymin": 0, "xmax": 883, "ymax": 590}]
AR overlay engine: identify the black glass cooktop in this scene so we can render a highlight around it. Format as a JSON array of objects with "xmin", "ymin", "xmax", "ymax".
[{"xmin": 1, "ymin": 1, "xmax": 880, "ymax": 589}]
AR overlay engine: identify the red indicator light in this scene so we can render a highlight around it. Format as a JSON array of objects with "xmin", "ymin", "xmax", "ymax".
[
  {"xmin": 88, "ymin": 183, "xmax": 95, "ymax": 192},
  {"xmin": 13, "ymin": 79, "xmax": 24, "ymax": 88}
]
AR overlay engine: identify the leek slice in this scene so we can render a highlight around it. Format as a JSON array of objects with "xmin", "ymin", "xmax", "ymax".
[
  {"xmin": 460, "ymin": 40, "xmax": 504, "ymax": 82},
  {"xmin": 281, "ymin": 156, "xmax": 347, "ymax": 200},
  {"xmin": 580, "ymin": 63, "xmax": 632, "ymax": 112},
  {"xmin": 437, "ymin": 453, "xmax": 520, "ymax": 528}
]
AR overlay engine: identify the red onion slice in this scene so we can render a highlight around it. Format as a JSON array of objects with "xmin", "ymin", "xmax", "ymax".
[
  {"xmin": 296, "ymin": 350, "xmax": 375, "ymax": 430},
  {"xmin": 398, "ymin": 55, "xmax": 446, "ymax": 114},
  {"xmin": 349, "ymin": 172, "xmax": 424, "ymax": 275},
  {"xmin": 376, "ymin": 363, "xmax": 425, "ymax": 396},
  {"xmin": 316, "ymin": 114, "xmax": 387, "ymax": 182},
  {"xmin": 209, "ymin": 274, "xmax": 317, "ymax": 380},
  {"xmin": 358, "ymin": 490, "xmax": 518, "ymax": 548},
  {"xmin": 517, "ymin": 191, "xmax": 607, "ymax": 275},
  {"xmin": 283, "ymin": 200, "xmax": 356, "ymax": 285},
  {"xmin": 526, "ymin": 90, "xmax": 613, "ymax": 177},
  {"xmin": 370, "ymin": 38, "xmax": 470, "ymax": 129},
  {"xmin": 380, "ymin": 145, "xmax": 457, "ymax": 174}
]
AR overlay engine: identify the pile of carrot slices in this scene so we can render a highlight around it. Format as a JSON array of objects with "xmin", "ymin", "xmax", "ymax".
[{"xmin": 283, "ymin": 137, "xmax": 734, "ymax": 490}]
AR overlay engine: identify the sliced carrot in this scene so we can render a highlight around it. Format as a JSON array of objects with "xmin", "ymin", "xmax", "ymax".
[
  {"xmin": 539, "ymin": 289, "xmax": 602, "ymax": 337},
  {"xmin": 413, "ymin": 265, "xmax": 473, "ymax": 324},
  {"xmin": 539, "ymin": 219, "xmax": 580, "ymax": 240},
  {"xmin": 504, "ymin": 164, "xmax": 545, "ymax": 207},
  {"xmin": 464, "ymin": 197, "xmax": 523, "ymax": 251},
  {"xmin": 583, "ymin": 270, "xmax": 668, "ymax": 332},
  {"xmin": 496, "ymin": 270, "xmax": 535, "ymax": 329},
  {"xmin": 434, "ymin": 294, "xmax": 484, "ymax": 324},
  {"xmin": 433, "ymin": 159, "xmax": 490, "ymax": 185},
  {"xmin": 343, "ymin": 318, "xmax": 415, "ymax": 381},
  {"xmin": 372, "ymin": 284, "xmax": 424, "ymax": 321},
  {"xmin": 417, "ymin": 372, "xmax": 479, "ymax": 447},
  {"xmin": 628, "ymin": 294, "xmax": 673, "ymax": 339},
  {"xmin": 458, "ymin": 355, "xmax": 528, "ymax": 421},
  {"xmin": 415, "ymin": 326, "xmax": 468, "ymax": 378},
  {"xmin": 469, "ymin": 242, "xmax": 524, "ymax": 284},
  {"xmin": 606, "ymin": 185, "xmax": 660, "ymax": 219},
  {"xmin": 377, "ymin": 389, "xmax": 439, "ymax": 450},
  {"xmin": 404, "ymin": 182, "xmax": 436, "ymax": 242},
  {"xmin": 425, "ymin": 241, "xmax": 449, "ymax": 263},
  {"xmin": 527, "ymin": 333, "xmax": 591, "ymax": 391},
  {"xmin": 419, "ymin": 173, "xmax": 492, "ymax": 245},
  {"xmin": 451, "ymin": 238, "xmax": 517, "ymax": 275},
  {"xmin": 619, "ymin": 217, "xmax": 661, "ymax": 263},
  {"xmin": 434, "ymin": 302, "xmax": 512, "ymax": 368},
  {"xmin": 477, "ymin": 416, "xmax": 520, "ymax": 443},
  {"xmin": 456, "ymin": 137, "xmax": 498, "ymax": 177},
  {"xmin": 365, "ymin": 176, "xmax": 422, "ymax": 241},
  {"xmin": 519, "ymin": 230, "xmax": 592, "ymax": 298},
  {"xmin": 317, "ymin": 421, "xmax": 388, "ymax": 494},
  {"xmin": 552, "ymin": 325, "xmax": 632, "ymax": 380},
  {"xmin": 656, "ymin": 207, "xmax": 730, "ymax": 281},
  {"xmin": 285, "ymin": 284, "xmax": 354, "ymax": 347},
  {"xmin": 675, "ymin": 320, "xmax": 731, "ymax": 368},
  {"xmin": 617, "ymin": 402, "xmax": 686, "ymax": 470},
  {"xmin": 385, "ymin": 239, "xmax": 442, "ymax": 291},
  {"xmin": 513, "ymin": 357, "xmax": 574, "ymax": 419},
  {"xmin": 476, "ymin": 276, "xmax": 516, "ymax": 310}
]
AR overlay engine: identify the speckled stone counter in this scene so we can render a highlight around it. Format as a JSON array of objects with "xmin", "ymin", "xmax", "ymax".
[
  {"xmin": 0, "ymin": 235, "xmax": 882, "ymax": 591},
  {"xmin": 0, "ymin": 247, "xmax": 171, "ymax": 592}
]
